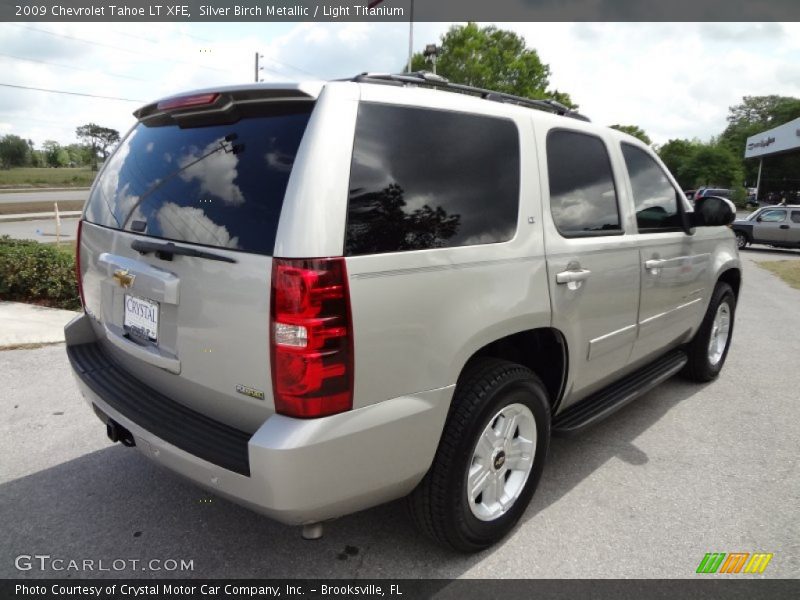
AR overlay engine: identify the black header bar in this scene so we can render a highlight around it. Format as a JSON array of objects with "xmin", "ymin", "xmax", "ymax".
[{"xmin": 2, "ymin": 0, "xmax": 800, "ymax": 22}]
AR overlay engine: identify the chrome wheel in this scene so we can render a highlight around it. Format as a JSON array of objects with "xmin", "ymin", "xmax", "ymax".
[
  {"xmin": 735, "ymin": 232, "xmax": 747, "ymax": 250},
  {"xmin": 707, "ymin": 302, "xmax": 731, "ymax": 366},
  {"xmin": 467, "ymin": 403, "xmax": 536, "ymax": 522}
]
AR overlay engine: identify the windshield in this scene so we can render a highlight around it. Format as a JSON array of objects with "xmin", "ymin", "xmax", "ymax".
[{"xmin": 85, "ymin": 104, "xmax": 313, "ymax": 255}]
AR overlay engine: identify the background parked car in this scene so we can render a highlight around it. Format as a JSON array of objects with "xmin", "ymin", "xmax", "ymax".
[
  {"xmin": 731, "ymin": 205, "xmax": 800, "ymax": 250},
  {"xmin": 695, "ymin": 187, "xmax": 732, "ymax": 202}
]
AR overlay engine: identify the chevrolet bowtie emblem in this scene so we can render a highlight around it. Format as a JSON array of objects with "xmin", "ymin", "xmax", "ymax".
[{"xmin": 113, "ymin": 269, "xmax": 135, "ymax": 289}]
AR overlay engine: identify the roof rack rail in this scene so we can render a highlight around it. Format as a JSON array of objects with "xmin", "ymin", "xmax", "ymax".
[{"xmin": 350, "ymin": 71, "xmax": 591, "ymax": 122}]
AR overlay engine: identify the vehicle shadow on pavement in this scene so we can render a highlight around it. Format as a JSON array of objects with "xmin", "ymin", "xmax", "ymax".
[
  {"xmin": 0, "ymin": 377, "xmax": 706, "ymax": 580},
  {"xmin": 525, "ymin": 376, "xmax": 707, "ymax": 520}
]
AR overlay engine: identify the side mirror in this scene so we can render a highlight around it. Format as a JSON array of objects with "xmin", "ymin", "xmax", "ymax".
[
  {"xmin": 756, "ymin": 216, "xmax": 763, "ymax": 222},
  {"xmin": 691, "ymin": 195, "xmax": 736, "ymax": 227}
]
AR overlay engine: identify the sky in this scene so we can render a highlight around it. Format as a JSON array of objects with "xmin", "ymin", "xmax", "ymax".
[{"xmin": 1, "ymin": 21, "xmax": 798, "ymax": 149}]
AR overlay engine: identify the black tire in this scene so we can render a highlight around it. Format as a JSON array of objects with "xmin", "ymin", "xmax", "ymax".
[
  {"xmin": 735, "ymin": 231, "xmax": 749, "ymax": 250},
  {"xmin": 408, "ymin": 358, "xmax": 551, "ymax": 552},
  {"xmin": 683, "ymin": 282, "xmax": 736, "ymax": 382}
]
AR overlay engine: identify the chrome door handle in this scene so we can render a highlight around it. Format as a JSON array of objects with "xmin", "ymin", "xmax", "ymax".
[
  {"xmin": 645, "ymin": 259, "xmax": 667, "ymax": 270},
  {"xmin": 556, "ymin": 269, "xmax": 592, "ymax": 284}
]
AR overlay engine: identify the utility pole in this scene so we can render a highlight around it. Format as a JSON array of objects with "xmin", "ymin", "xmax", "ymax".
[
  {"xmin": 407, "ymin": 0, "xmax": 414, "ymax": 73},
  {"xmin": 254, "ymin": 52, "xmax": 263, "ymax": 83}
]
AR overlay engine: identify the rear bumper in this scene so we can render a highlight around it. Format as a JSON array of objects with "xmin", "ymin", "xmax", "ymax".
[{"xmin": 65, "ymin": 314, "xmax": 453, "ymax": 525}]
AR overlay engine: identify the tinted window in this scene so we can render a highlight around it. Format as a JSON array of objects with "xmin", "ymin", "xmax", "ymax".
[
  {"xmin": 345, "ymin": 103, "xmax": 520, "ymax": 255},
  {"xmin": 792, "ymin": 211, "xmax": 800, "ymax": 224},
  {"xmin": 760, "ymin": 209, "xmax": 786, "ymax": 222},
  {"xmin": 621, "ymin": 143, "xmax": 682, "ymax": 231},
  {"xmin": 84, "ymin": 105, "xmax": 313, "ymax": 255},
  {"xmin": 546, "ymin": 130, "xmax": 621, "ymax": 237}
]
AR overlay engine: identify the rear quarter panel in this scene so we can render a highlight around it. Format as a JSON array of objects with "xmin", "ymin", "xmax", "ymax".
[{"xmin": 341, "ymin": 87, "xmax": 552, "ymax": 408}]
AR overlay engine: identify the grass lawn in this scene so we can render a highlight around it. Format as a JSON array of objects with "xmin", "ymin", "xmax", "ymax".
[
  {"xmin": 0, "ymin": 167, "xmax": 96, "ymax": 189},
  {"xmin": 54, "ymin": 240, "xmax": 77, "ymax": 257},
  {"xmin": 757, "ymin": 260, "xmax": 800, "ymax": 291}
]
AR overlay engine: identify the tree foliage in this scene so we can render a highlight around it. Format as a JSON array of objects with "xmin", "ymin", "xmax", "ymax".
[
  {"xmin": 609, "ymin": 124, "xmax": 652, "ymax": 145},
  {"xmin": 657, "ymin": 139, "xmax": 743, "ymax": 191},
  {"xmin": 76, "ymin": 123, "xmax": 120, "ymax": 169},
  {"xmin": 410, "ymin": 23, "xmax": 576, "ymax": 108},
  {"xmin": 0, "ymin": 134, "xmax": 30, "ymax": 169}
]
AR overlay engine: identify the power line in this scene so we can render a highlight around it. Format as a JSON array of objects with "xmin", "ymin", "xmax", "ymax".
[
  {"xmin": 0, "ymin": 82, "xmax": 144, "ymax": 102},
  {"xmin": 8, "ymin": 24, "xmax": 229, "ymax": 73},
  {"xmin": 0, "ymin": 51, "xmax": 148, "ymax": 82},
  {"xmin": 262, "ymin": 55, "xmax": 319, "ymax": 78}
]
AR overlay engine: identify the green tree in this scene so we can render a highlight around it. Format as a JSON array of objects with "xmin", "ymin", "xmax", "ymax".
[
  {"xmin": 0, "ymin": 134, "xmax": 29, "ymax": 169},
  {"xmin": 76, "ymin": 123, "xmax": 120, "ymax": 170},
  {"xmin": 609, "ymin": 124, "xmax": 652, "ymax": 145},
  {"xmin": 65, "ymin": 143, "xmax": 92, "ymax": 166},
  {"xmin": 679, "ymin": 143, "xmax": 743, "ymax": 189},
  {"xmin": 409, "ymin": 23, "xmax": 576, "ymax": 108},
  {"xmin": 42, "ymin": 140, "xmax": 68, "ymax": 168},
  {"xmin": 657, "ymin": 139, "xmax": 702, "ymax": 188}
]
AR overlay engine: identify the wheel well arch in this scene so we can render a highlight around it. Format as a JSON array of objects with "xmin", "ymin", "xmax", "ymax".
[
  {"xmin": 718, "ymin": 267, "xmax": 742, "ymax": 299},
  {"xmin": 464, "ymin": 328, "xmax": 568, "ymax": 409}
]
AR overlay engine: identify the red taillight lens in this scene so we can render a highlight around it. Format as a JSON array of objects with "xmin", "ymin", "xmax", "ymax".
[
  {"xmin": 157, "ymin": 93, "xmax": 220, "ymax": 111},
  {"xmin": 75, "ymin": 219, "xmax": 85, "ymax": 311},
  {"xmin": 270, "ymin": 258, "xmax": 353, "ymax": 418}
]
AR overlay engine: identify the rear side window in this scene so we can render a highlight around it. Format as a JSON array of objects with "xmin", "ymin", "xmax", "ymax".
[
  {"xmin": 791, "ymin": 211, "xmax": 800, "ymax": 223},
  {"xmin": 546, "ymin": 130, "xmax": 621, "ymax": 237},
  {"xmin": 759, "ymin": 209, "xmax": 786, "ymax": 222},
  {"xmin": 84, "ymin": 105, "xmax": 313, "ymax": 255},
  {"xmin": 621, "ymin": 143, "xmax": 682, "ymax": 232},
  {"xmin": 345, "ymin": 103, "xmax": 520, "ymax": 255}
]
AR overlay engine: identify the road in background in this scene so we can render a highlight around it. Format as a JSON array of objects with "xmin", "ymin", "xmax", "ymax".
[
  {"xmin": 1, "ymin": 250, "xmax": 798, "ymax": 579},
  {"xmin": 0, "ymin": 189, "xmax": 89, "ymax": 204}
]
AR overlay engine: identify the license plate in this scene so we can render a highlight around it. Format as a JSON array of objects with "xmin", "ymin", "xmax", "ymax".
[{"xmin": 124, "ymin": 294, "xmax": 159, "ymax": 344}]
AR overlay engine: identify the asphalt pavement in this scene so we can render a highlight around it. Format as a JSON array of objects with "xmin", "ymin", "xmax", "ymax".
[{"xmin": 1, "ymin": 249, "xmax": 798, "ymax": 579}]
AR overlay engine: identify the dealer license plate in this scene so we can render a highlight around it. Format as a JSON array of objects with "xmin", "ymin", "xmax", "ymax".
[{"xmin": 123, "ymin": 294, "xmax": 159, "ymax": 344}]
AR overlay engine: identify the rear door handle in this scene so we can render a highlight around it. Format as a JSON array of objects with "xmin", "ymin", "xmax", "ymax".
[
  {"xmin": 556, "ymin": 269, "xmax": 592, "ymax": 284},
  {"xmin": 645, "ymin": 259, "xmax": 667, "ymax": 270},
  {"xmin": 780, "ymin": 224, "xmax": 790, "ymax": 229}
]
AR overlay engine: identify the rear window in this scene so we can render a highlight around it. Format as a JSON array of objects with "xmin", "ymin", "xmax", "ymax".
[
  {"xmin": 345, "ymin": 103, "xmax": 520, "ymax": 255},
  {"xmin": 84, "ymin": 105, "xmax": 313, "ymax": 255}
]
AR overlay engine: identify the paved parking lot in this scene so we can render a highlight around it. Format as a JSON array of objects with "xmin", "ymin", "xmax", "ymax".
[{"xmin": 1, "ymin": 248, "xmax": 798, "ymax": 579}]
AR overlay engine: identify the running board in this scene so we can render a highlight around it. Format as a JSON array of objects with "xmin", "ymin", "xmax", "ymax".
[{"xmin": 553, "ymin": 350, "xmax": 687, "ymax": 435}]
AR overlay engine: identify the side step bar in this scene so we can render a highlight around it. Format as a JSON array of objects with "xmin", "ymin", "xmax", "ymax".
[{"xmin": 553, "ymin": 350, "xmax": 687, "ymax": 435}]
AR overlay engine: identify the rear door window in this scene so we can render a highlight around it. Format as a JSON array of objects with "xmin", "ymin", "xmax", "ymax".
[
  {"xmin": 759, "ymin": 209, "xmax": 786, "ymax": 222},
  {"xmin": 84, "ymin": 104, "xmax": 313, "ymax": 255},
  {"xmin": 546, "ymin": 129, "xmax": 622, "ymax": 237},
  {"xmin": 345, "ymin": 103, "xmax": 520, "ymax": 255}
]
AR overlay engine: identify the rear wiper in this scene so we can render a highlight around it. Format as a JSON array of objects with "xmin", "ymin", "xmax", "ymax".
[{"xmin": 131, "ymin": 240, "xmax": 237, "ymax": 263}]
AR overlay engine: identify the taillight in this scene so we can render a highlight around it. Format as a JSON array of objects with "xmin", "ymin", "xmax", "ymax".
[
  {"xmin": 75, "ymin": 219, "xmax": 85, "ymax": 311},
  {"xmin": 270, "ymin": 258, "xmax": 353, "ymax": 418}
]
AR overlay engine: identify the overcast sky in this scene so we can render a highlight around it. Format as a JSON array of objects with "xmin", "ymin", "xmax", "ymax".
[{"xmin": 1, "ymin": 22, "xmax": 798, "ymax": 149}]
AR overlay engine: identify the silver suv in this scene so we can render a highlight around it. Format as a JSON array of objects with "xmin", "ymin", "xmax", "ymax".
[{"xmin": 66, "ymin": 73, "xmax": 741, "ymax": 552}]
